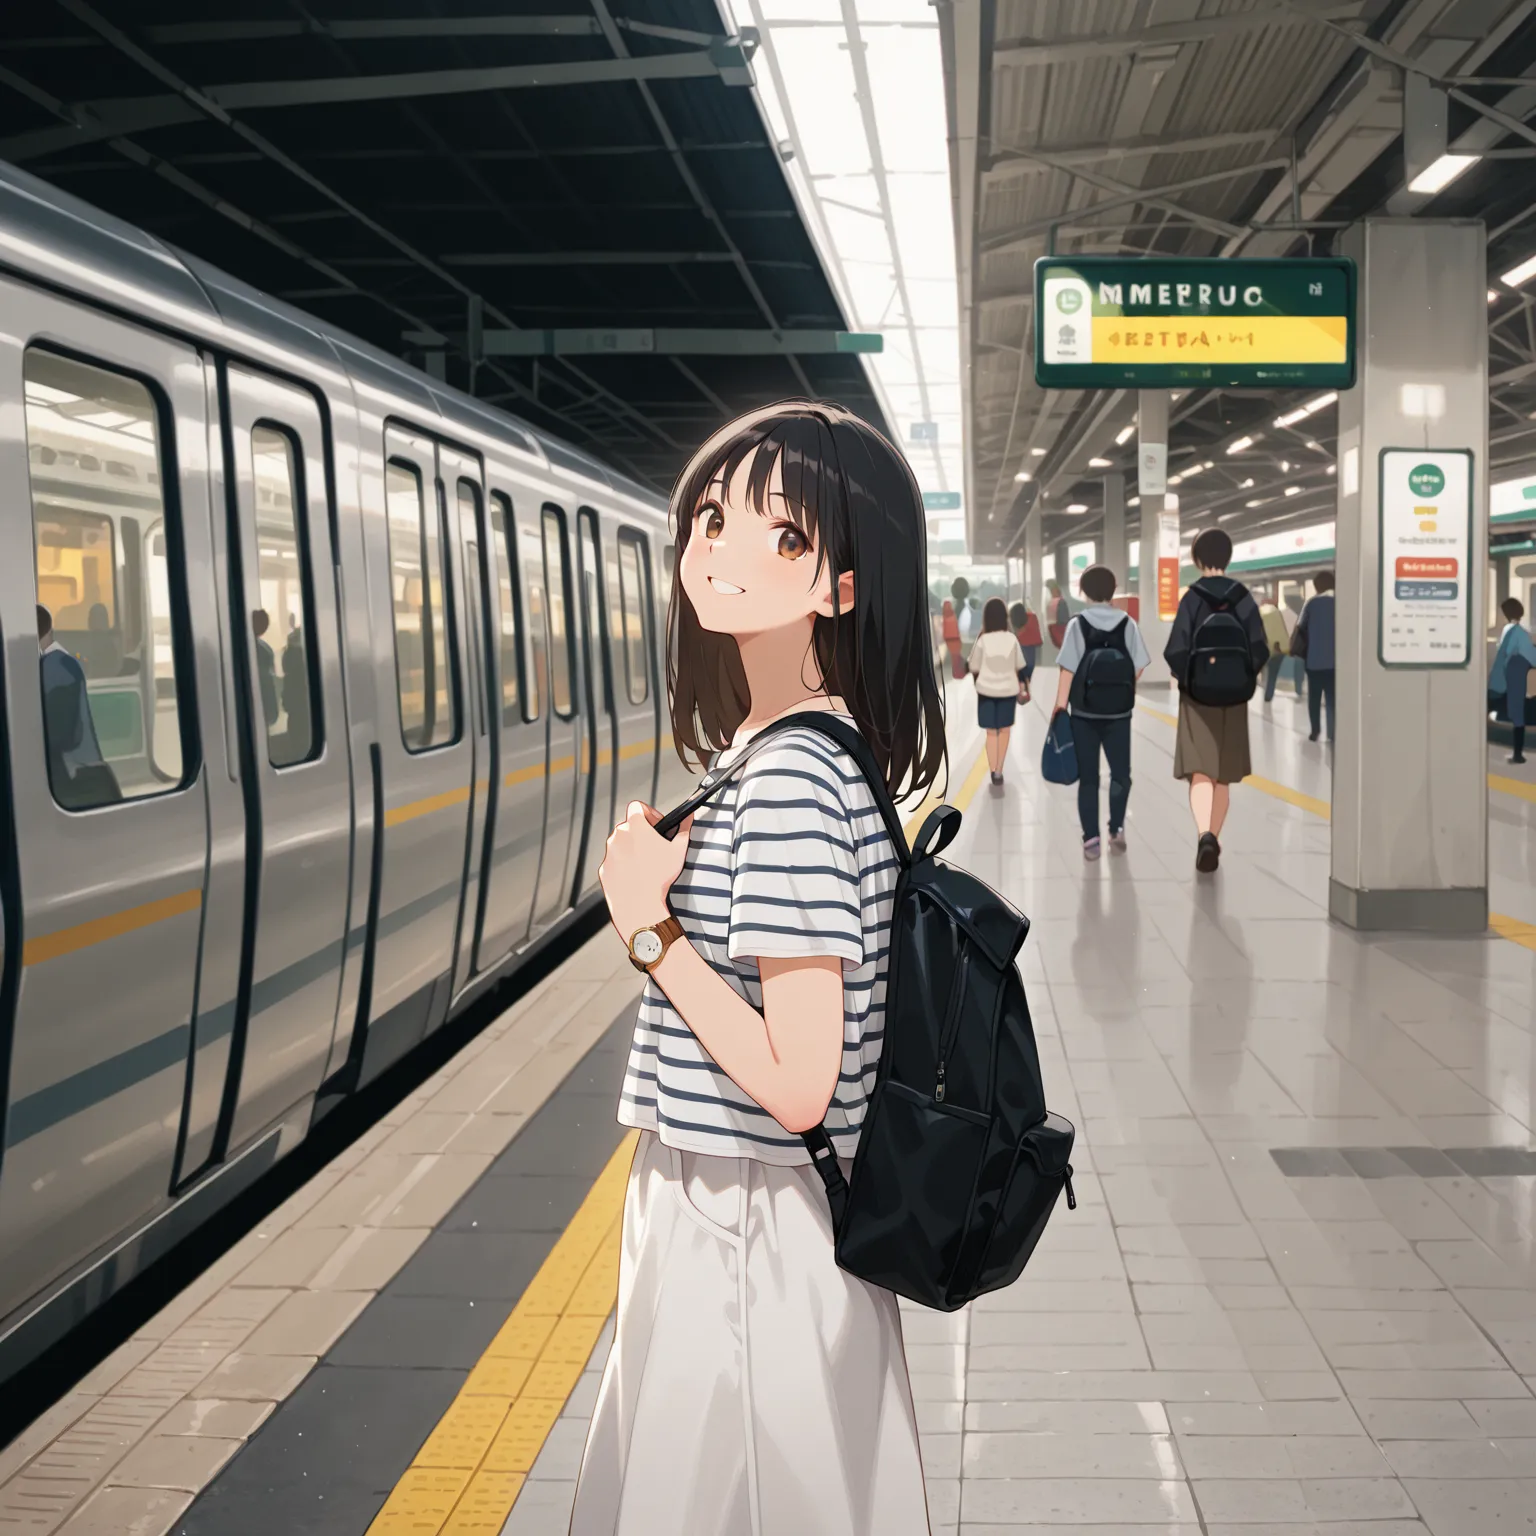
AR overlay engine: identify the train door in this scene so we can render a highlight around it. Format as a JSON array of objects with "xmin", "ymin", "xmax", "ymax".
[
  {"xmin": 475, "ymin": 480, "xmax": 546, "ymax": 967},
  {"xmin": 215, "ymin": 366, "xmax": 353, "ymax": 1152},
  {"xmin": 608, "ymin": 524, "xmax": 660, "ymax": 821},
  {"xmin": 439, "ymin": 448, "xmax": 491, "ymax": 998},
  {"xmin": 568, "ymin": 508, "xmax": 616, "ymax": 899},
  {"xmin": 530, "ymin": 504, "xmax": 580, "ymax": 933},
  {"xmin": 0, "ymin": 301, "xmax": 210, "ymax": 1318},
  {"xmin": 364, "ymin": 427, "xmax": 473, "ymax": 1073}
]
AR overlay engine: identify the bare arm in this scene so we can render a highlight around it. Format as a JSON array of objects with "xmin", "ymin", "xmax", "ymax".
[
  {"xmin": 1053, "ymin": 664, "xmax": 1073, "ymax": 714},
  {"xmin": 648, "ymin": 948, "xmax": 843, "ymax": 1132}
]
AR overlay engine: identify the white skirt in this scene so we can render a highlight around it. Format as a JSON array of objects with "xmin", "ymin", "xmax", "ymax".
[{"xmin": 569, "ymin": 1131, "xmax": 931, "ymax": 1536}]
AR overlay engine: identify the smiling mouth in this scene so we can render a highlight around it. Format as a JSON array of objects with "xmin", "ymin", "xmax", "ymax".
[{"xmin": 708, "ymin": 577, "xmax": 745, "ymax": 595}]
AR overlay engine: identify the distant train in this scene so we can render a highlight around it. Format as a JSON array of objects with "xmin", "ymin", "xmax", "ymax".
[{"xmin": 0, "ymin": 161, "xmax": 696, "ymax": 1379}]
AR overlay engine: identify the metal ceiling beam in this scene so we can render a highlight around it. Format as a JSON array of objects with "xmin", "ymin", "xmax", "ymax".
[
  {"xmin": 143, "ymin": 17, "xmax": 606, "ymax": 43},
  {"xmin": 993, "ymin": 5, "xmax": 1361, "ymax": 66},
  {"xmin": 981, "ymin": 160, "xmax": 1289, "ymax": 254},
  {"xmin": 407, "ymin": 327, "xmax": 881, "ymax": 356},
  {"xmin": 438, "ymin": 251, "xmax": 770, "ymax": 267},
  {"xmin": 983, "ymin": 129, "xmax": 1281, "ymax": 178}
]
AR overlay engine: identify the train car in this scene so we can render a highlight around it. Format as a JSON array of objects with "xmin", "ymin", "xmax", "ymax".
[{"xmin": 0, "ymin": 160, "xmax": 697, "ymax": 1382}]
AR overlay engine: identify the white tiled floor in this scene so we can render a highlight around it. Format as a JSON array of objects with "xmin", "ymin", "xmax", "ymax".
[{"xmin": 509, "ymin": 677, "xmax": 1536, "ymax": 1535}]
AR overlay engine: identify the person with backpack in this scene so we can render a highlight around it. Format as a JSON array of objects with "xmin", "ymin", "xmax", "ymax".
[
  {"xmin": 1009, "ymin": 598, "xmax": 1043, "ymax": 701},
  {"xmin": 1489, "ymin": 596, "xmax": 1536, "ymax": 763},
  {"xmin": 1291, "ymin": 570, "xmax": 1336, "ymax": 743},
  {"xmin": 1164, "ymin": 528, "xmax": 1270, "ymax": 873},
  {"xmin": 969, "ymin": 597, "xmax": 1029, "ymax": 785},
  {"xmin": 1050, "ymin": 565, "xmax": 1149, "ymax": 859}
]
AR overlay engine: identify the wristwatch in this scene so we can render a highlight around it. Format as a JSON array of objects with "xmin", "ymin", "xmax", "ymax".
[{"xmin": 627, "ymin": 916, "xmax": 684, "ymax": 973}]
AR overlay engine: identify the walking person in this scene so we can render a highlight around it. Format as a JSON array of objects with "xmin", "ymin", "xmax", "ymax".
[
  {"xmin": 1051, "ymin": 566, "xmax": 1149, "ymax": 859},
  {"xmin": 969, "ymin": 597, "xmax": 1028, "ymax": 786},
  {"xmin": 1009, "ymin": 598, "xmax": 1042, "ymax": 702},
  {"xmin": 1490, "ymin": 596, "xmax": 1536, "ymax": 764},
  {"xmin": 1045, "ymin": 579, "xmax": 1069, "ymax": 649},
  {"xmin": 1291, "ymin": 571, "xmax": 1336, "ymax": 742},
  {"xmin": 572, "ymin": 401, "xmax": 938, "ymax": 1536},
  {"xmin": 941, "ymin": 598, "xmax": 963, "ymax": 679},
  {"xmin": 1164, "ymin": 530, "xmax": 1270, "ymax": 873},
  {"xmin": 1259, "ymin": 594, "xmax": 1292, "ymax": 703}
]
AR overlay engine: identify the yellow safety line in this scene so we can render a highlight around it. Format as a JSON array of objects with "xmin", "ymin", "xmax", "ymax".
[
  {"xmin": 367, "ymin": 1131, "xmax": 639, "ymax": 1536},
  {"xmin": 1137, "ymin": 705, "xmax": 1536, "ymax": 953},
  {"xmin": 900, "ymin": 741, "xmax": 989, "ymax": 844},
  {"xmin": 1136, "ymin": 702, "xmax": 1179, "ymax": 728},
  {"xmin": 22, "ymin": 887, "xmax": 202, "ymax": 967}
]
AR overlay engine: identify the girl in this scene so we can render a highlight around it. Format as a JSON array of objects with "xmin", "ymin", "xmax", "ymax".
[
  {"xmin": 941, "ymin": 596, "xmax": 963, "ymax": 678},
  {"xmin": 968, "ymin": 596, "xmax": 1028, "ymax": 786},
  {"xmin": 573, "ymin": 402, "xmax": 945, "ymax": 1536},
  {"xmin": 1009, "ymin": 598, "xmax": 1042, "ymax": 702}
]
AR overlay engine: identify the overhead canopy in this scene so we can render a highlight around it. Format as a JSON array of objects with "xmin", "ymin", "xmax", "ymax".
[
  {"xmin": 942, "ymin": 0, "xmax": 1536, "ymax": 563},
  {"xmin": 0, "ymin": 0, "xmax": 888, "ymax": 490}
]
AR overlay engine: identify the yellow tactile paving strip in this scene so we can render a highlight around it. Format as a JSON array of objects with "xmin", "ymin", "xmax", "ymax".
[
  {"xmin": 1135, "ymin": 702, "xmax": 1536, "ymax": 955},
  {"xmin": 365, "ymin": 1130, "xmax": 638, "ymax": 1535},
  {"xmin": 370, "ymin": 738, "xmax": 992, "ymax": 1535}
]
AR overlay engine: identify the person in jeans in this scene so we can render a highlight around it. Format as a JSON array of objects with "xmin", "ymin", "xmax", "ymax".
[
  {"xmin": 1292, "ymin": 570, "xmax": 1336, "ymax": 742},
  {"xmin": 1052, "ymin": 566, "xmax": 1149, "ymax": 859},
  {"xmin": 1010, "ymin": 599, "xmax": 1042, "ymax": 702},
  {"xmin": 969, "ymin": 597, "xmax": 1028, "ymax": 785},
  {"xmin": 1259, "ymin": 595, "xmax": 1298, "ymax": 702},
  {"xmin": 1489, "ymin": 596, "xmax": 1536, "ymax": 763},
  {"xmin": 1164, "ymin": 530, "xmax": 1270, "ymax": 873}
]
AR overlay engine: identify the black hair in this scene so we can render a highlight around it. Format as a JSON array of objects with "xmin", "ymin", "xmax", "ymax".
[
  {"xmin": 1192, "ymin": 528, "xmax": 1232, "ymax": 571},
  {"xmin": 1315, "ymin": 569, "xmax": 1335, "ymax": 593},
  {"xmin": 1503, "ymin": 596, "xmax": 1526, "ymax": 623},
  {"xmin": 1080, "ymin": 565, "xmax": 1116, "ymax": 603},
  {"xmin": 1008, "ymin": 600, "xmax": 1027, "ymax": 629},
  {"xmin": 982, "ymin": 597, "xmax": 1008, "ymax": 632},
  {"xmin": 666, "ymin": 400, "xmax": 947, "ymax": 800}
]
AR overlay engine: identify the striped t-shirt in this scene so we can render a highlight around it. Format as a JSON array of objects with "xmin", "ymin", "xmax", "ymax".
[{"xmin": 618, "ymin": 719, "xmax": 898, "ymax": 1164}]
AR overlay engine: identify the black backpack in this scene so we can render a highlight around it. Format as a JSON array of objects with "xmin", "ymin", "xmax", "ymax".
[
  {"xmin": 656, "ymin": 712, "xmax": 1076, "ymax": 1312},
  {"xmin": 1185, "ymin": 588, "xmax": 1258, "ymax": 707},
  {"xmin": 1069, "ymin": 615, "xmax": 1137, "ymax": 716}
]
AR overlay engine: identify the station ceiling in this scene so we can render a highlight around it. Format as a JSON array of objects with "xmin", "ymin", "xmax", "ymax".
[
  {"xmin": 942, "ymin": 0, "xmax": 1536, "ymax": 564},
  {"xmin": 0, "ymin": 1, "xmax": 887, "ymax": 491}
]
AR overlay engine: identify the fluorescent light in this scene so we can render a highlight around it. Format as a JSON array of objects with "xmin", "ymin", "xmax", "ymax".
[
  {"xmin": 1239, "ymin": 477, "xmax": 1254, "ymax": 489},
  {"xmin": 1115, "ymin": 425, "xmax": 1135, "ymax": 445},
  {"xmin": 1227, "ymin": 436, "xmax": 1254, "ymax": 454},
  {"xmin": 1127, "ymin": 495, "xmax": 1140, "ymax": 506},
  {"xmin": 1503, "ymin": 253, "xmax": 1536, "ymax": 286},
  {"xmin": 1170, "ymin": 392, "xmax": 1184, "ymax": 401},
  {"xmin": 1280, "ymin": 461, "xmax": 1290, "ymax": 472},
  {"xmin": 1305, "ymin": 439, "xmax": 1321, "ymax": 451},
  {"xmin": 1014, "ymin": 470, "xmax": 1031, "ymax": 482},
  {"xmin": 1088, "ymin": 456, "xmax": 1112, "ymax": 468},
  {"xmin": 1326, "ymin": 464, "xmax": 1337, "ymax": 474},
  {"xmin": 1408, "ymin": 152, "xmax": 1478, "ymax": 194},
  {"xmin": 1273, "ymin": 391, "xmax": 1337, "ymax": 428},
  {"xmin": 1284, "ymin": 485, "xmax": 1301, "ymax": 496},
  {"xmin": 1066, "ymin": 502, "xmax": 1088, "ymax": 513},
  {"xmin": 1489, "ymin": 289, "xmax": 1500, "ymax": 304},
  {"xmin": 1245, "ymin": 498, "xmax": 1267, "ymax": 507},
  {"xmin": 1167, "ymin": 472, "xmax": 1184, "ymax": 486},
  {"xmin": 1030, "ymin": 446, "xmax": 1047, "ymax": 455}
]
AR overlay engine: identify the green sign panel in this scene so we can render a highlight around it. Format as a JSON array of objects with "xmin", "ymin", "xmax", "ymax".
[
  {"xmin": 1408, "ymin": 463, "xmax": 1446, "ymax": 497},
  {"xmin": 923, "ymin": 491, "xmax": 961, "ymax": 511},
  {"xmin": 1033, "ymin": 257, "xmax": 1356, "ymax": 389}
]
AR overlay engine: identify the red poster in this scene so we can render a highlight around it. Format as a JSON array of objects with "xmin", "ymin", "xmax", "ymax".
[
  {"xmin": 1157, "ymin": 557, "xmax": 1179, "ymax": 621},
  {"xmin": 1396, "ymin": 556, "xmax": 1457, "ymax": 579}
]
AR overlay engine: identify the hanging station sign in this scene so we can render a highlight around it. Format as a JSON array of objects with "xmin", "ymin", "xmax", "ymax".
[
  {"xmin": 1378, "ymin": 449, "xmax": 1473, "ymax": 668},
  {"xmin": 1033, "ymin": 257, "xmax": 1356, "ymax": 389}
]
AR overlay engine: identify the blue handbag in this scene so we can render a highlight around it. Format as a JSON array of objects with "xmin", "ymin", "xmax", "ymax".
[{"xmin": 1041, "ymin": 710, "xmax": 1078, "ymax": 785}]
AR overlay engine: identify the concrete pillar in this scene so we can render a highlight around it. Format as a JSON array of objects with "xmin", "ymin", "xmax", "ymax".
[
  {"xmin": 1024, "ymin": 509, "xmax": 1042, "ymax": 614},
  {"xmin": 1331, "ymin": 218, "xmax": 1489, "ymax": 932},
  {"xmin": 1137, "ymin": 391, "xmax": 1174, "ymax": 685},
  {"xmin": 1102, "ymin": 472, "xmax": 1127, "ymax": 587}
]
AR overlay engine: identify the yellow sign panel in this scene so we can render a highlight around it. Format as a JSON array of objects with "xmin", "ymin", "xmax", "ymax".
[{"xmin": 1089, "ymin": 314, "xmax": 1348, "ymax": 366}]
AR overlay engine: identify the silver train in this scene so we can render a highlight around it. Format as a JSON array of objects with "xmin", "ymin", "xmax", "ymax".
[{"xmin": 0, "ymin": 161, "xmax": 696, "ymax": 1377}]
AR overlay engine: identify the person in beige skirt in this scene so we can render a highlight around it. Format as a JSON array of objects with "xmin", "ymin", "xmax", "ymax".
[{"xmin": 1162, "ymin": 529, "xmax": 1270, "ymax": 873}]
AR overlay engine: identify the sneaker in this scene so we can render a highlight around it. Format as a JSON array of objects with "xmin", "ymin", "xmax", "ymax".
[
  {"xmin": 1195, "ymin": 832, "xmax": 1221, "ymax": 873},
  {"xmin": 1108, "ymin": 829, "xmax": 1127, "ymax": 853},
  {"xmin": 1083, "ymin": 837, "xmax": 1102, "ymax": 861},
  {"xmin": 1307, "ymin": 732, "xmax": 1319, "ymax": 743},
  {"xmin": 1511, "ymin": 754, "xmax": 1528, "ymax": 765},
  {"xmin": 990, "ymin": 770, "xmax": 1003, "ymax": 786}
]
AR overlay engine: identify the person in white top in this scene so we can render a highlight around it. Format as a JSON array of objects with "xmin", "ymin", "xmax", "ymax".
[
  {"xmin": 968, "ymin": 597, "xmax": 1028, "ymax": 786},
  {"xmin": 576, "ymin": 402, "xmax": 944, "ymax": 1536}
]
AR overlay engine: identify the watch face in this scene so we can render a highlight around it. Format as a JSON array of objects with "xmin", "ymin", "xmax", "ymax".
[{"xmin": 632, "ymin": 929, "xmax": 664, "ymax": 965}]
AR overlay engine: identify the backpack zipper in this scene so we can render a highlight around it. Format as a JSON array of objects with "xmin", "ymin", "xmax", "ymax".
[{"xmin": 934, "ymin": 949, "xmax": 971, "ymax": 1102}]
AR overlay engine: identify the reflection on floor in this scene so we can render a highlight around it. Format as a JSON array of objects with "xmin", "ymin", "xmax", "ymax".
[{"xmin": 507, "ymin": 677, "xmax": 1536, "ymax": 1535}]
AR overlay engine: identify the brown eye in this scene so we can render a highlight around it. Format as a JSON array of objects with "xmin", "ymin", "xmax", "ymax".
[
  {"xmin": 776, "ymin": 526, "xmax": 809, "ymax": 561},
  {"xmin": 698, "ymin": 503, "xmax": 725, "ymax": 540}
]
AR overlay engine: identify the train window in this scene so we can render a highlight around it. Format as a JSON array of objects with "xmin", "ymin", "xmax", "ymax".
[
  {"xmin": 542, "ymin": 506, "xmax": 574, "ymax": 719},
  {"xmin": 386, "ymin": 458, "xmax": 459, "ymax": 751},
  {"xmin": 24, "ymin": 348, "xmax": 190, "ymax": 810},
  {"xmin": 251, "ymin": 425, "xmax": 318, "ymax": 767},
  {"xmin": 487, "ymin": 491, "xmax": 523, "ymax": 725},
  {"xmin": 519, "ymin": 520, "xmax": 546, "ymax": 723},
  {"xmin": 617, "ymin": 530, "xmax": 651, "ymax": 705}
]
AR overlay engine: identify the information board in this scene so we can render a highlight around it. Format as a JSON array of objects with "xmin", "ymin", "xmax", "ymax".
[
  {"xmin": 1034, "ymin": 257, "xmax": 1356, "ymax": 389},
  {"xmin": 1378, "ymin": 449, "xmax": 1473, "ymax": 668},
  {"xmin": 1156, "ymin": 511, "xmax": 1181, "ymax": 621}
]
